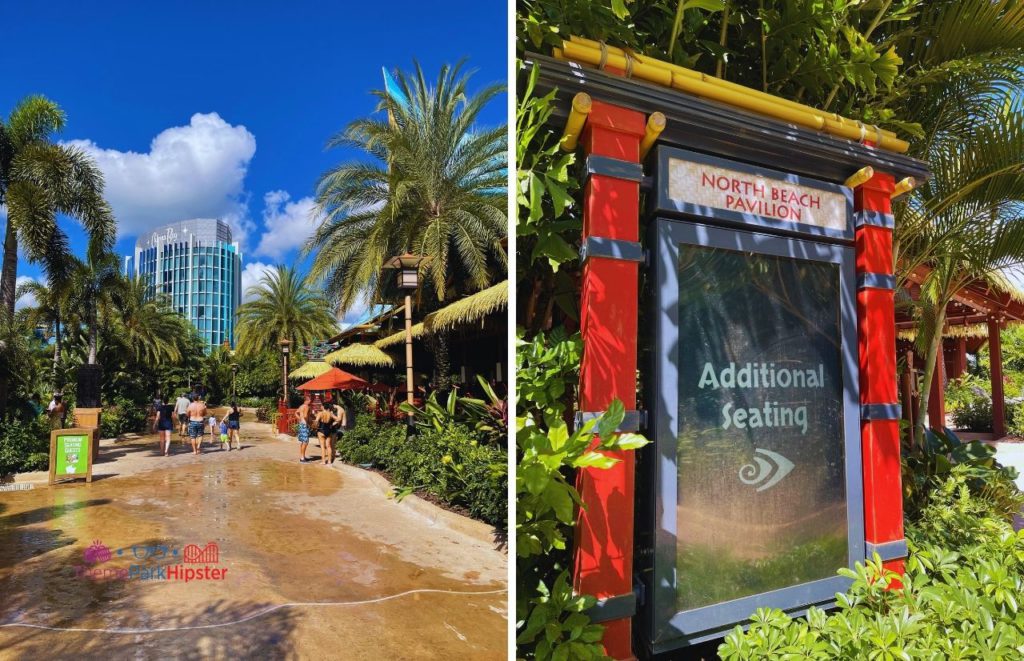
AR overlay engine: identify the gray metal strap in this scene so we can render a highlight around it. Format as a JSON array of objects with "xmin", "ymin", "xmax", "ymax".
[
  {"xmin": 575, "ymin": 409, "xmax": 646, "ymax": 432},
  {"xmin": 585, "ymin": 592, "xmax": 637, "ymax": 623},
  {"xmin": 585, "ymin": 154, "xmax": 644, "ymax": 182},
  {"xmin": 866, "ymin": 538, "xmax": 908, "ymax": 562},
  {"xmin": 580, "ymin": 237, "xmax": 645, "ymax": 264},
  {"xmin": 854, "ymin": 210, "xmax": 895, "ymax": 229},
  {"xmin": 861, "ymin": 403, "xmax": 902, "ymax": 420},
  {"xmin": 857, "ymin": 273, "xmax": 896, "ymax": 290}
]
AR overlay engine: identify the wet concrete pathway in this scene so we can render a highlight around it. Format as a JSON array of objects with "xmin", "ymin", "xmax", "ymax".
[{"xmin": 0, "ymin": 420, "xmax": 506, "ymax": 659}]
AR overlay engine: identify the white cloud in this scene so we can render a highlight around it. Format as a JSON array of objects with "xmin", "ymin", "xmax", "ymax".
[
  {"xmin": 15, "ymin": 276, "xmax": 37, "ymax": 310},
  {"xmin": 253, "ymin": 190, "xmax": 320, "ymax": 260},
  {"xmin": 240, "ymin": 261, "xmax": 275, "ymax": 302},
  {"xmin": 64, "ymin": 112, "xmax": 257, "ymax": 246}
]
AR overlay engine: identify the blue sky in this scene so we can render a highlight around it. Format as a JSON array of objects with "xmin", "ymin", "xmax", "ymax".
[{"xmin": 0, "ymin": 0, "xmax": 507, "ymax": 325}]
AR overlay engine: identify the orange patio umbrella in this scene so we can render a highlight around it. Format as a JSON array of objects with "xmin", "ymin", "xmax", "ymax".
[{"xmin": 297, "ymin": 367, "xmax": 369, "ymax": 391}]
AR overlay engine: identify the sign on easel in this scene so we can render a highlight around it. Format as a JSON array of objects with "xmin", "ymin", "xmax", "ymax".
[{"xmin": 49, "ymin": 428, "xmax": 94, "ymax": 485}]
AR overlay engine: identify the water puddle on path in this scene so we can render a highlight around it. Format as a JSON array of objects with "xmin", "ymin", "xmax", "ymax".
[{"xmin": 0, "ymin": 457, "xmax": 505, "ymax": 659}]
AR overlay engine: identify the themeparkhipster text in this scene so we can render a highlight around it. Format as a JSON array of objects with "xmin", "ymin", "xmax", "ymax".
[{"xmin": 698, "ymin": 361, "xmax": 826, "ymax": 434}]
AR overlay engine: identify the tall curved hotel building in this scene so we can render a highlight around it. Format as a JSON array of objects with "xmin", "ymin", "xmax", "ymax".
[{"xmin": 124, "ymin": 219, "xmax": 241, "ymax": 349}]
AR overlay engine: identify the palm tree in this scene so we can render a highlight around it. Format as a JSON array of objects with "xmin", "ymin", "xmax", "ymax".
[
  {"xmin": 235, "ymin": 265, "xmax": 339, "ymax": 357},
  {"xmin": 304, "ymin": 61, "xmax": 507, "ymax": 314},
  {"xmin": 109, "ymin": 275, "xmax": 194, "ymax": 366},
  {"xmin": 895, "ymin": 102, "xmax": 1024, "ymax": 444},
  {"xmin": 68, "ymin": 250, "xmax": 122, "ymax": 367},
  {"xmin": 0, "ymin": 95, "xmax": 115, "ymax": 317},
  {"xmin": 16, "ymin": 277, "xmax": 70, "ymax": 389}
]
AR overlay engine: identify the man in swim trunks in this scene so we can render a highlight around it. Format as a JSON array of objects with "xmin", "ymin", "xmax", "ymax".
[
  {"xmin": 294, "ymin": 395, "xmax": 312, "ymax": 462},
  {"xmin": 186, "ymin": 394, "xmax": 207, "ymax": 455}
]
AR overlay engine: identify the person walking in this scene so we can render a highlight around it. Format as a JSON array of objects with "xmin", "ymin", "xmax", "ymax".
[
  {"xmin": 326, "ymin": 394, "xmax": 347, "ymax": 464},
  {"xmin": 174, "ymin": 392, "xmax": 190, "ymax": 439},
  {"xmin": 225, "ymin": 402, "xmax": 242, "ymax": 451},
  {"xmin": 207, "ymin": 412, "xmax": 218, "ymax": 445},
  {"xmin": 186, "ymin": 394, "xmax": 207, "ymax": 455},
  {"xmin": 294, "ymin": 396, "xmax": 312, "ymax": 462},
  {"xmin": 153, "ymin": 398, "xmax": 175, "ymax": 456},
  {"xmin": 218, "ymin": 418, "xmax": 230, "ymax": 451}
]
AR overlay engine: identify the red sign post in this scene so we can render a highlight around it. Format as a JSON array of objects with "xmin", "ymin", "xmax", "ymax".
[{"xmin": 574, "ymin": 100, "xmax": 646, "ymax": 660}]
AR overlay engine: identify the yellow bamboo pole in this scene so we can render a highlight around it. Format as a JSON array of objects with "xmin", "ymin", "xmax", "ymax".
[
  {"xmin": 556, "ymin": 37, "xmax": 909, "ymax": 153},
  {"xmin": 844, "ymin": 166, "xmax": 875, "ymax": 189},
  {"xmin": 640, "ymin": 112, "xmax": 666, "ymax": 158},
  {"xmin": 891, "ymin": 177, "xmax": 916, "ymax": 199},
  {"xmin": 560, "ymin": 92, "xmax": 593, "ymax": 151}
]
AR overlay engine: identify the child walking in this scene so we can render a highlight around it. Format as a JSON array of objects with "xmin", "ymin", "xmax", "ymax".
[{"xmin": 219, "ymin": 418, "xmax": 231, "ymax": 451}]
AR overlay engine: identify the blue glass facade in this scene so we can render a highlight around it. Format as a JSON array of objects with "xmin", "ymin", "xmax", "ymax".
[{"xmin": 126, "ymin": 220, "xmax": 241, "ymax": 351}]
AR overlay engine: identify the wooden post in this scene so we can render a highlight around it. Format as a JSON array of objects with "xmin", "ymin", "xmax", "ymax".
[
  {"xmin": 990, "ymin": 316, "xmax": 1006, "ymax": 438},
  {"xmin": 955, "ymin": 337, "xmax": 968, "ymax": 378},
  {"xmin": 854, "ymin": 171, "xmax": 907, "ymax": 577},
  {"xmin": 574, "ymin": 99, "xmax": 646, "ymax": 660}
]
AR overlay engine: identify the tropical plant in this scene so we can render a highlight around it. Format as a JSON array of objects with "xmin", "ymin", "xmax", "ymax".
[
  {"xmin": 67, "ymin": 250, "xmax": 123, "ymax": 366},
  {"xmin": 0, "ymin": 95, "xmax": 115, "ymax": 415},
  {"xmin": 895, "ymin": 103, "xmax": 1024, "ymax": 445},
  {"xmin": 0, "ymin": 95, "xmax": 115, "ymax": 316},
  {"xmin": 234, "ymin": 265, "xmax": 339, "ymax": 357},
  {"xmin": 16, "ymin": 277, "xmax": 70, "ymax": 389},
  {"xmin": 306, "ymin": 61, "xmax": 507, "ymax": 314},
  {"xmin": 719, "ymin": 467, "xmax": 1024, "ymax": 660}
]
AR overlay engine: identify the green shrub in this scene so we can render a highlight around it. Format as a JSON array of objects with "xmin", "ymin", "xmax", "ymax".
[
  {"xmin": 0, "ymin": 417, "xmax": 50, "ymax": 476},
  {"xmin": 718, "ymin": 467, "xmax": 1024, "ymax": 659},
  {"xmin": 951, "ymin": 394, "xmax": 993, "ymax": 432},
  {"xmin": 254, "ymin": 398, "xmax": 278, "ymax": 423},
  {"xmin": 902, "ymin": 427, "xmax": 1020, "ymax": 519},
  {"xmin": 99, "ymin": 397, "xmax": 149, "ymax": 439}
]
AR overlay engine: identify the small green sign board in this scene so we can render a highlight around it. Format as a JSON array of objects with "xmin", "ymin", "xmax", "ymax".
[{"xmin": 49, "ymin": 428, "xmax": 94, "ymax": 484}]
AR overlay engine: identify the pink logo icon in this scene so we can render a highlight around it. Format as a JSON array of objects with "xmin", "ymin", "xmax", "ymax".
[{"xmin": 83, "ymin": 540, "xmax": 111, "ymax": 565}]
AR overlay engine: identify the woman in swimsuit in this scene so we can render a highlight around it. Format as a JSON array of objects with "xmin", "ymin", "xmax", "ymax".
[
  {"xmin": 313, "ymin": 405, "xmax": 338, "ymax": 465},
  {"xmin": 153, "ymin": 399, "xmax": 176, "ymax": 456},
  {"xmin": 225, "ymin": 402, "xmax": 242, "ymax": 450}
]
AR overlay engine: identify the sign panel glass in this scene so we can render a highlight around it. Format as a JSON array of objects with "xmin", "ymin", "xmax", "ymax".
[
  {"xmin": 674, "ymin": 243, "xmax": 847, "ymax": 611},
  {"xmin": 54, "ymin": 434, "xmax": 89, "ymax": 477}
]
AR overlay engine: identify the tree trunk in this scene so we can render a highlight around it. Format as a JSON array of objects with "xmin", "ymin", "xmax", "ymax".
[
  {"xmin": 88, "ymin": 304, "xmax": 98, "ymax": 365},
  {"xmin": 1, "ymin": 221, "xmax": 17, "ymax": 319},
  {"xmin": 53, "ymin": 316, "xmax": 63, "ymax": 389},
  {"xmin": 914, "ymin": 305, "xmax": 947, "ymax": 447},
  {"xmin": 432, "ymin": 331, "xmax": 452, "ymax": 394}
]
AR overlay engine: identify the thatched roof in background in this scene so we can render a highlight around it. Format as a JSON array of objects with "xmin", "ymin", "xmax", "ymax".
[
  {"xmin": 424, "ymin": 281, "xmax": 507, "ymax": 333},
  {"xmin": 325, "ymin": 343, "xmax": 395, "ymax": 368},
  {"xmin": 375, "ymin": 322, "xmax": 425, "ymax": 348},
  {"xmin": 898, "ymin": 324, "xmax": 992, "ymax": 342},
  {"xmin": 289, "ymin": 360, "xmax": 332, "ymax": 379}
]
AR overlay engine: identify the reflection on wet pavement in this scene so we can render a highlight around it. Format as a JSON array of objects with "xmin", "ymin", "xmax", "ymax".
[{"xmin": 0, "ymin": 454, "xmax": 505, "ymax": 659}]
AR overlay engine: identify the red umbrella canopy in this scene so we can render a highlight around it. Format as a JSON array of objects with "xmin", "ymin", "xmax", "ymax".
[{"xmin": 297, "ymin": 367, "xmax": 369, "ymax": 391}]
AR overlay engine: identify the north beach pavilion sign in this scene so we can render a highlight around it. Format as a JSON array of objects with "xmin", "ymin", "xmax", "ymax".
[{"xmin": 643, "ymin": 145, "xmax": 863, "ymax": 650}]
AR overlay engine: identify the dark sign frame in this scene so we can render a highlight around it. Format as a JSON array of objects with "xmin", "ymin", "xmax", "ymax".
[{"xmin": 644, "ymin": 216, "xmax": 864, "ymax": 651}]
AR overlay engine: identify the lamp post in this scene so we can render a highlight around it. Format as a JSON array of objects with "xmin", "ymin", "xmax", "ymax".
[
  {"xmin": 383, "ymin": 253, "xmax": 428, "ymax": 424},
  {"xmin": 279, "ymin": 338, "xmax": 292, "ymax": 406},
  {"xmin": 230, "ymin": 363, "xmax": 239, "ymax": 400}
]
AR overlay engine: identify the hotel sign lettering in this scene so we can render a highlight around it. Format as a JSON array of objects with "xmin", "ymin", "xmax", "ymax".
[{"xmin": 655, "ymin": 147, "xmax": 854, "ymax": 241}]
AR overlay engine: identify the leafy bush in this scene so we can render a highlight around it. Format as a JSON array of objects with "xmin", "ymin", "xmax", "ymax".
[
  {"xmin": 902, "ymin": 427, "xmax": 1020, "ymax": 519},
  {"xmin": 99, "ymin": 397, "xmax": 149, "ymax": 439},
  {"xmin": 516, "ymin": 330, "xmax": 650, "ymax": 660},
  {"xmin": 718, "ymin": 467, "xmax": 1024, "ymax": 660},
  {"xmin": 951, "ymin": 394, "xmax": 993, "ymax": 432},
  {"xmin": 253, "ymin": 398, "xmax": 278, "ymax": 423},
  {"xmin": 0, "ymin": 417, "xmax": 50, "ymax": 476},
  {"xmin": 336, "ymin": 416, "xmax": 506, "ymax": 527},
  {"xmin": 944, "ymin": 374, "xmax": 990, "ymax": 414}
]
